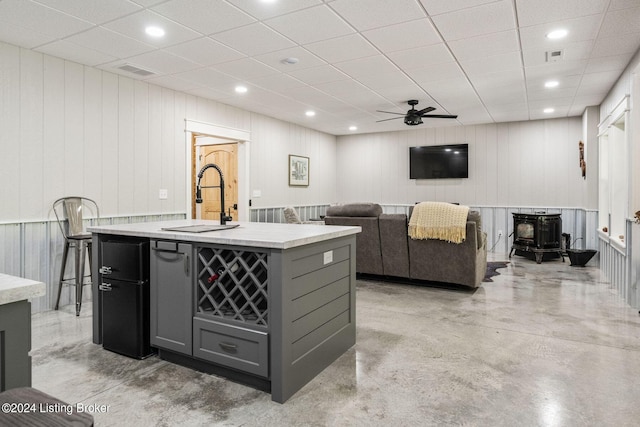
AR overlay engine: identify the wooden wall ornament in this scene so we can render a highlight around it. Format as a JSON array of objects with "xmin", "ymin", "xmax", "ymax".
[{"xmin": 579, "ymin": 141, "xmax": 586, "ymax": 179}]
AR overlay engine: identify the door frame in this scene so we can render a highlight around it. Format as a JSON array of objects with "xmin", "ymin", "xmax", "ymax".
[{"xmin": 184, "ymin": 119, "xmax": 251, "ymax": 221}]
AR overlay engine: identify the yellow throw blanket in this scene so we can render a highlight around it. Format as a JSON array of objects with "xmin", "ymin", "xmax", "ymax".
[{"xmin": 408, "ymin": 202, "xmax": 469, "ymax": 244}]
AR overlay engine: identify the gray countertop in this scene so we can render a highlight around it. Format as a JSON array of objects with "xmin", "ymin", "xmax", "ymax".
[
  {"xmin": 0, "ymin": 273, "xmax": 46, "ymax": 305},
  {"xmin": 88, "ymin": 219, "xmax": 360, "ymax": 249}
]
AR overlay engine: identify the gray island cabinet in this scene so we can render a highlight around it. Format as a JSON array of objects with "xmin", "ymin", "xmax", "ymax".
[{"xmin": 89, "ymin": 220, "xmax": 360, "ymax": 403}]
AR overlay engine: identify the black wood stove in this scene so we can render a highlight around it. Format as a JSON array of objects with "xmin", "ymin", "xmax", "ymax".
[{"xmin": 509, "ymin": 213, "xmax": 565, "ymax": 263}]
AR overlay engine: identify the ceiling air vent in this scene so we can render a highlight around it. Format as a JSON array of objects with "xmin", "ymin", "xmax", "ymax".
[
  {"xmin": 546, "ymin": 50, "xmax": 564, "ymax": 63},
  {"xmin": 117, "ymin": 64, "xmax": 155, "ymax": 77}
]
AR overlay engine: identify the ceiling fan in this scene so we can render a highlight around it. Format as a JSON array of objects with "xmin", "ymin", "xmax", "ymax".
[{"xmin": 377, "ymin": 100, "xmax": 458, "ymax": 126}]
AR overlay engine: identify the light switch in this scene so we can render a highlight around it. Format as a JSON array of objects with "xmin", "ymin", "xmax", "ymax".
[
  {"xmin": 159, "ymin": 189, "xmax": 168, "ymax": 199},
  {"xmin": 252, "ymin": 190, "xmax": 262, "ymax": 198}
]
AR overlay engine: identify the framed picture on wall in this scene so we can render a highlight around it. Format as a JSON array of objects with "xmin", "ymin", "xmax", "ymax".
[{"xmin": 289, "ymin": 155, "xmax": 309, "ymax": 186}]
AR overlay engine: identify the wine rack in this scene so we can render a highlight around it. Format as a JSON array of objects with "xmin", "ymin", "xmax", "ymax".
[{"xmin": 196, "ymin": 246, "xmax": 268, "ymax": 327}]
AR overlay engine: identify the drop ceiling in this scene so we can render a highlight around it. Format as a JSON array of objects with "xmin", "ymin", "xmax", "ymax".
[{"xmin": 1, "ymin": 0, "xmax": 639, "ymax": 135}]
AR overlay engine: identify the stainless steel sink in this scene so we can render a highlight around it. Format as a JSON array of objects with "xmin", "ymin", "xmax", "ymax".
[{"xmin": 161, "ymin": 224, "xmax": 240, "ymax": 233}]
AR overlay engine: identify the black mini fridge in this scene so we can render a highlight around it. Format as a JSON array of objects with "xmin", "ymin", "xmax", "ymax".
[{"xmin": 99, "ymin": 240, "xmax": 152, "ymax": 359}]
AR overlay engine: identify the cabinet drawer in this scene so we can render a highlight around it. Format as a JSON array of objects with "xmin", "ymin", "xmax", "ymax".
[{"xmin": 193, "ymin": 318, "xmax": 268, "ymax": 378}]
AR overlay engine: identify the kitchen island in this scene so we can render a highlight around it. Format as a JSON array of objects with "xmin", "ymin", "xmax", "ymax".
[
  {"xmin": 88, "ymin": 219, "xmax": 360, "ymax": 403},
  {"xmin": 0, "ymin": 274, "xmax": 46, "ymax": 391}
]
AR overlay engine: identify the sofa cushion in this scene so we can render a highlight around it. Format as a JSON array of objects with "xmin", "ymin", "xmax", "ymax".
[
  {"xmin": 324, "ymin": 216, "xmax": 384, "ymax": 275},
  {"xmin": 379, "ymin": 214, "xmax": 410, "ymax": 277},
  {"xmin": 326, "ymin": 203, "xmax": 382, "ymax": 217},
  {"xmin": 467, "ymin": 210, "xmax": 483, "ymax": 249}
]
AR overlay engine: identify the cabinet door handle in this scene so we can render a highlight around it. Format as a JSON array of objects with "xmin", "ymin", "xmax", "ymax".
[
  {"xmin": 184, "ymin": 254, "xmax": 189, "ymax": 275},
  {"xmin": 219, "ymin": 342, "xmax": 237, "ymax": 353}
]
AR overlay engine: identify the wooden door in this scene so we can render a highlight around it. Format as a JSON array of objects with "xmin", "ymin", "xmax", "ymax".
[{"xmin": 198, "ymin": 144, "xmax": 238, "ymax": 221}]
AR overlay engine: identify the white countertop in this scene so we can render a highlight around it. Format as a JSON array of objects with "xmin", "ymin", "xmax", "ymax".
[
  {"xmin": 88, "ymin": 219, "xmax": 361, "ymax": 249},
  {"xmin": 0, "ymin": 273, "xmax": 46, "ymax": 306}
]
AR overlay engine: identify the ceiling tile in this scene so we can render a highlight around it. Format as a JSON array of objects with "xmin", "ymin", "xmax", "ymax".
[
  {"xmin": 304, "ymin": 34, "xmax": 379, "ymax": 63},
  {"xmin": 357, "ymin": 70, "xmax": 416, "ymax": 90},
  {"xmin": 461, "ymin": 51, "xmax": 523, "ymax": 76},
  {"xmin": 253, "ymin": 47, "xmax": 327, "ymax": 72},
  {"xmin": 246, "ymin": 73, "xmax": 307, "ymax": 91},
  {"xmin": 388, "ymin": 43, "xmax": 454, "ymax": 70},
  {"xmin": 145, "ymin": 74, "xmax": 203, "ymax": 92},
  {"xmin": 518, "ymin": 14, "xmax": 602, "ymax": 50},
  {"xmin": 0, "ymin": 20, "xmax": 57, "ymax": 49},
  {"xmin": 329, "ymin": 0, "xmax": 427, "ymax": 31},
  {"xmin": 373, "ymin": 84, "xmax": 436, "ymax": 106},
  {"xmin": 515, "ymin": 0, "xmax": 609, "ymax": 27},
  {"xmin": 64, "ymin": 27, "xmax": 155, "ymax": 59},
  {"xmin": 32, "ymin": 0, "xmax": 142, "ymax": 24},
  {"xmin": 525, "ymin": 60, "xmax": 588, "ymax": 80},
  {"xmin": 226, "ymin": 0, "xmax": 323, "ymax": 20},
  {"xmin": 286, "ymin": 65, "xmax": 349, "ymax": 85},
  {"xmin": 362, "ymin": 18, "xmax": 442, "ymax": 53},
  {"xmin": 110, "ymin": 50, "xmax": 202, "ymax": 76},
  {"xmin": 409, "ymin": 62, "xmax": 466, "ymax": 85},
  {"xmin": 103, "ymin": 10, "xmax": 202, "ymax": 48},
  {"xmin": 152, "ymin": 0, "xmax": 255, "ymax": 35},
  {"xmin": 599, "ymin": 7, "xmax": 640, "ymax": 38},
  {"xmin": 165, "ymin": 37, "xmax": 246, "ymax": 66},
  {"xmin": 610, "ymin": 0, "xmax": 640, "ymax": 10},
  {"xmin": 265, "ymin": 5, "xmax": 354, "ymax": 45},
  {"xmin": 0, "ymin": 0, "xmax": 93, "ymax": 40},
  {"xmin": 334, "ymin": 55, "xmax": 400, "ymax": 80},
  {"xmin": 431, "ymin": 1, "xmax": 516, "ymax": 41},
  {"xmin": 527, "ymin": 86, "xmax": 578, "ymax": 101},
  {"xmin": 448, "ymin": 30, "xmax": 519, "ymax": 62},
  {"xmin": 212, "ymin": 57, "xmax": 280, "ymax": 80},
  {"xmin": 470, "ymin": 68, "xmax": 526, "ymax": 89},
  {"xmin": 211, "ymin": 22, "xmax": 295, "ymax": 56},
  {"xmin": 591, "ymin": 33, "xmax": 640, "ymax": 57},
  {"xmin": 585, "ymin": 53, "xmax": 634, "ymax": 73},
  {"xmin": 174, "ymin": 67, "xmax": 239, "ymax": 89},
  {"xmin": 420, "ymin": 0, "xmax": 498, "ymax": 16},
  {"xmin": 522, "ymin": 40, "xmax": 594, "ymax": 67},
  {"xmin": 35, "ymin": 40, "xmax": 116, "ymax": 66}
]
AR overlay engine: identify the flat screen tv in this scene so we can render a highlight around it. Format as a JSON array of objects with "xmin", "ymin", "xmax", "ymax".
[{"xmin": 409, "ymin": 144, "xmax": 469, "ymax": 179}]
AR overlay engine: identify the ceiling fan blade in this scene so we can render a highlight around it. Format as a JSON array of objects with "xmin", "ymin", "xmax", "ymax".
[
  {"xmin": 376, "ymin": 116, "xmax": 404, "ymax": 123},
  {"xmin": 421, "ymin": 114, "xmax": 458, "ymax": 119},
  {"xmin": 415, "ymin": 106, "xmax": 435, "ymax": 115},
  {"xmin": 376, "ymin": 110, "xmax": 406, "ymax": 115}
]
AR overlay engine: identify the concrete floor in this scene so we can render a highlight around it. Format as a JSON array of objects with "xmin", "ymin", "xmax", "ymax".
[{"xmin": 29, "ymin": 254, "xmax": 640, "ymax": 426}]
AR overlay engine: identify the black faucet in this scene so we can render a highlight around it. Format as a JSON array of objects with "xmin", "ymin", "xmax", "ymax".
[{"xmin": 195, "ymin": 163, "xmax": 233, "ymax": 225}]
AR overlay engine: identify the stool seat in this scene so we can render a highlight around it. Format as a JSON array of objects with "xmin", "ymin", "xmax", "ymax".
[{"xmin": 0, "ymin": 387, "xmax": 94, "ymax": 426}]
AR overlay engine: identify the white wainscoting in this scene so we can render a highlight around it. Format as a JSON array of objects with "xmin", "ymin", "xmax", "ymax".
[
  {"xmin": 250, "ymin": 203, "xmax": 598, "ymax": 253},
  {"xmin": 0, "ymin": 213, "xmax": 186, "ymax": 314},
  {"xmin": 250, "ymin": 205, "xmax": 329, "ymax": 223},
  {"xmin": 599, "ymin": 219, "xmax": 639, "ymax": 309}
]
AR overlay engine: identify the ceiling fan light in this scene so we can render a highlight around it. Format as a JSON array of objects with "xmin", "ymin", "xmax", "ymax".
[{"xmin": 404, "ymin": 116, "xmax": 422, "ymax": 126}]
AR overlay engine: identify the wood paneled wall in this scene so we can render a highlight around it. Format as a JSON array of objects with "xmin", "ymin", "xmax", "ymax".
[{"xmin": 335, "ymin": 118, "xmax": 588, "ymax": 208}]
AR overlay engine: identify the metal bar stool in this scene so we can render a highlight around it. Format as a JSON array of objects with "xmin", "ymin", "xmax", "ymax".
[{"xmin": 53, "ymin": 197, "xmax": 99, "ymax": 316}]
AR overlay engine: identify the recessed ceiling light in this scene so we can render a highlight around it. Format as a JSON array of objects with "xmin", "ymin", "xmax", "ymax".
[
  {"xmin": 546, "ymin": 29, "xmax": 568, "ymax": 39},
  {"xmin": 349, "ymin": 126, "xmax": 357, "ymax": 131},
  {"xmin": 145, "ymin": 26, "xmax": 165, "ymax": 37},
  {"xmin": 305, "ymin": 110, "xmax": 315, "ymax": 117},
  {"xmin": 544, "ymin": 108, "xmax": 555, "ymax": 113},
  {"xmin": 261, "ymin": 0, "xmax": 277, "ymax": 3},
  {"xmin": 545, "ymin": 80, "xmax": 559, "ymax": 88},
  {"xmin": 235, "ymin": 85, "xmax": 248, "ymax": 94}
]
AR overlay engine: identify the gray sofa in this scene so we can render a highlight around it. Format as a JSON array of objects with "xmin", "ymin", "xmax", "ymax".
[{"xmin": 324, "ymin": 203, "xmax": 487, "ymax": 288}]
